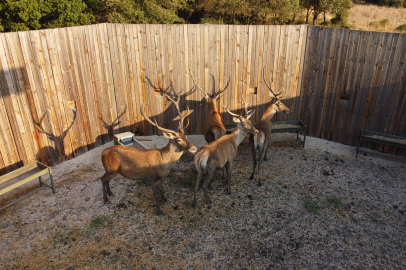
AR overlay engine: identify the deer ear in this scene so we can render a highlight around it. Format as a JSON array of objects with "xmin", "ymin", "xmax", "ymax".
[
  {"xmin": 162, "ymin": 131, "xmax": 176, "ymax": 139},
  {"xmin": 232, "ymin": 117, "xmax": 241, "ymax": 123}
]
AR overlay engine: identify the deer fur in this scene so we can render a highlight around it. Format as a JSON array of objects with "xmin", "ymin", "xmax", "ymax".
[
  {"xmin": 192, "ymin": 100, "xmax": 258, "ymax": 208},
  {"xmin": 190, "ymin": 71, "xmax": 230, "ymax": 143},
  {"xmin": 100, "ymin": 93, "xmax": 197, "ymax": 216},
  {"xmin": 249, "ymin": 72, "xmax": 290, "ymax": 185}
]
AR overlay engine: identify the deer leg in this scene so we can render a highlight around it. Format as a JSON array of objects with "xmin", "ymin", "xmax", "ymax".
[
  {"xmin": 151, "ymin": 181, "xmax": 164, "ymax": 216},
  {"xmin": 157, "ymin": 180, "xmax": 167, "ymax": 204},
  {"xmin": 100, "ymin": 173, "xmax": 116, "ymax": 204},
  {"xmin": 106, "ymin": 182, "xmax": 114, "ymax": 196},
  {"xmin": 257, "ymin": 139, "xmax": 268, "ymax": 186},
  {"xmin": 263, "ymin": 148, "xmax": 268, "ymax": 161},
  {"xmin": 225, "ymin": 161, "xmax": 233, "ymax": 194},
  {"xmin": 193, "ymin": 171, "xmax": 203, "ymax": 208},
  {"xmin": 249, "ymin": 135, "xmax": 257, "ymax": 180},
  {"xmin": 249, "ymin": 148, "xmax": 257, "ymax": 180},
  {"xmin": 202, "ymin": 168, "xmax": 215, "ymax": 205}
]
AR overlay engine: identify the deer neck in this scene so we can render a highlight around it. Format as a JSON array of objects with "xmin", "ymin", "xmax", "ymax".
[
  {"xmin": 260, "ymin": 104, "xmax": 277, "ymax": 123},
  {"xmin": 208, "ymin": 98, "xmax": 218, "ymax": 112},
  {"xmin": 161, "ymin": 139, "xmax": 183, "ymax": 163},
  {"xmin": 230, "ymin": 124, "xmax": 248, "ymax": 146}
]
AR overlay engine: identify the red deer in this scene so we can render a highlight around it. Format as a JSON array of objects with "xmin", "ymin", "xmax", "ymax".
[
  {"xmin": 100, "ymin": 93, "xmax": 197, "ymax": 216},
  {"xmin": 249, "ymin": 72, "xmax": 289, "ymax": 185},
  {"xmin": 190, "ymin": 71, "xmax": 230, "ymax": 143},
  {"xmin": 193, "ymin": 99, "xmax": 258, "ymax": 208}
]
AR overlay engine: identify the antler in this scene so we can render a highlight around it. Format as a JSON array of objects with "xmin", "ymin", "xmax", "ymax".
[
  {"xmin": 221, "ymin": 101, "xmax": 240, "ymax": 117},
  {"xmin": 162, "ymin": 88, "xmax": 190, "ymax": 131},
  {"xmin": 241, "ymin": 94, "xmax": 252, "ymax": 116},
  {"xmin": 211, "ymin": 74, "xmax": 230, "ymax": 100},
  {"xmin": 262, "ymin": 69, "xmax": 283, "ymax": 98},
  {"xmin": 190, "ymin": 70, "xmax": 230, "ymax": 101},
  {"xmin": 190, "ymin": 70, "xmax": 211, "ymax": 98},
  {"xmin": 140, "ymin": 105, "xmax": 176, "ymax": 134}
]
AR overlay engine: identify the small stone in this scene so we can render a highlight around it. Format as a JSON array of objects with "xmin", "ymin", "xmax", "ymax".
[{"xmin": 101, "ymin": 250, "xmax": 110, "ymax": 256}]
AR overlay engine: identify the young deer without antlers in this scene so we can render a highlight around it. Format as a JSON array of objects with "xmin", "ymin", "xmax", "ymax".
[
  {"xmin": 100, "ymin": 92, "xmax": 197, "ymax": 216},
  {"xmin": 193, "ymin": 99, "xmax": 258, "ymax": 208},
  {"xmin": 190, "ymin": 71, "xmax": 230, "ymax": 143},
  {"xmin": 249, "ymin": 72, "xmax": 289, "ymax": 185}
]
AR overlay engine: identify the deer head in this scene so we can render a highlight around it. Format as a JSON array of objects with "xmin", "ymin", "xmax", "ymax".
[
  {"xmin": 263, "ymin": 71, "xmax": 289, "ymax": 113},
  {"xmin": 140, "ymin": 90, "xmax": 196, "ymax": 154},
  {"xmin": 221, "ymin": 100, "xmax": 258, "ymax": 135},
  {"xmin": 190, "ymin": 70, "xmax": 230, "ymax": 102}
]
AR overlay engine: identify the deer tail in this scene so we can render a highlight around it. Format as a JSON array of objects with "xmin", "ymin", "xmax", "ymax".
[{"xmin": 194, "ymin": 150, "xmax": 209, "ymax": 172}]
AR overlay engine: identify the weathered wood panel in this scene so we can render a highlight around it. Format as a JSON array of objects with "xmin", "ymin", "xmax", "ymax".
[{"xmin": 1, "ymin": 24, "xmax": 406, "ymax": 173}]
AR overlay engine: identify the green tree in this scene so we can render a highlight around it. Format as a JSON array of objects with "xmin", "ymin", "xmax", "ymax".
[
  {"xmin": 329, "ymin": 0, "xmax": 351, "ymax": 24},
  {"xmin": 197, "ymin": 0, "xmax": 252, "ymax": 24},
  {"xmin": 379, "ymin": 0, "xmax": 404, "ymax": 7},
  {"xmin": 252, "ymin": 0, "xmax": 300, "ymax": 25},
  {"xmin": 84, "ymin": 0, "xmax": 187, "ymax": 24},
  {"xmin": 0, "ymin": 0, "xmax": 93, "ymax": 32}
]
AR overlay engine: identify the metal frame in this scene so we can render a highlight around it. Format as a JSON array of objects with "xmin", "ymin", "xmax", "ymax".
[
  {"xmin": 225, "ymin": 119, "xmax": 307, "ymax": 147},
  {"xmin": 114, "ymin": 132, "xmax": 148, "ymax": 150},
  {"xmin": 271, "ymin": 120, "xmax": 307, "ymax": 148},
  {"xmin": 356, "ymin": 129, "xmax": 406, "ymax": 160},
  {"xmin": 0, "ymin": 161, "xmax": 55, "ymax": 211}
]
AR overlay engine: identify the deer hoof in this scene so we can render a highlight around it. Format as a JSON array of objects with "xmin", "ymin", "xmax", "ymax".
[
  {"xmin": 104, "ymin": 201, "xmax": 111, "ymax": 205},
  {"xmin": 109, "ymin": 193, "xmax": 115, "ymax": 197},
  {"xmin": 249, "ymin": 175, "xmax": 254, "ymax": 180},
  {"xmin": 258, "ymin": 181, "xmax": 262, "ymax": 186}
]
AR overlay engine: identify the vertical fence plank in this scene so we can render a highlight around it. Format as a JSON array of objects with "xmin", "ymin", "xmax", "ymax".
[
  {"xmin": 4, "ymin": 32, "xmax": 40, "ymax": 163},
  {"xmin": 0, "ymin": 34, "xmax": 30, "ymax": 166},
  {"xmin": 3, "ymin": 24, "xmax": 406, "ymax": 173}
]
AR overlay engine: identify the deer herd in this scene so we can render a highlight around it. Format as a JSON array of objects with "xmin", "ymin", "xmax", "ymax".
[{"xmin": 100, "ymin": 72, "xmax": 290, "ymax": 216}]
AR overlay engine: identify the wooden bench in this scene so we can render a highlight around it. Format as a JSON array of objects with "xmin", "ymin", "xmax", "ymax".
[
  {"xmin": 356, "ymin": 129, "xmax": 406, "ymax": 159},
  {"xmin": 225, "ymin": 120, "xmax": 307, "ymax": 148},
  {"xmin": 0, "ymin": 161, "xmax": 55, "ymax": 211}
]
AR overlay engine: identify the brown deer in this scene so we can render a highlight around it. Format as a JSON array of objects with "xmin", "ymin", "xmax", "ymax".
[
  {"xmin": 249, "ymin": 72, "xmax": 289, "ymax": 185},
  {"xmin": 100, "ymin": 92, "xmax": 197, "ymax": 216},
  {"xmin": 192, "ymin": 99, "xmax": 258, "ymax": 208},
  {"xmin": 190, "ymin": 71, "xmax": 230, "ymax": 143}
]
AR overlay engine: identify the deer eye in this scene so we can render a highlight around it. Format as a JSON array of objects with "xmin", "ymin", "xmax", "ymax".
[{"xmin": 177, "ymin": 139, "xmax": 182, "ymax": 142}]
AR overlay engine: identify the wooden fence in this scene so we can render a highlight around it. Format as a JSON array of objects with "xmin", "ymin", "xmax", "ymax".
[{"xmin": 0, "ymin": 24, "xmax": 405, "ymax": 174}]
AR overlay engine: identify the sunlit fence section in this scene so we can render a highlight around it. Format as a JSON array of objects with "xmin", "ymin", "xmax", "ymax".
[{"xmin": 0, "ymin": 24, "xmax": 405, "ymax": 174}]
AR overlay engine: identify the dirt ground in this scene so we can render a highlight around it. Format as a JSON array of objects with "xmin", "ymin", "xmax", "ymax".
[{"xmin": 0, "ymin": 133, "xmax": 405, "ymax": 269}]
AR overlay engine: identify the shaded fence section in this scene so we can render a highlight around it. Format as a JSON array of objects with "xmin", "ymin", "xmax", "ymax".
[
  {"xmin": 301, "ymin": 26, "xmax": 406, "ymax": 156},
  {"xmin": 0, "ymin": 24, "xmax": 405, "ymax": 174}
]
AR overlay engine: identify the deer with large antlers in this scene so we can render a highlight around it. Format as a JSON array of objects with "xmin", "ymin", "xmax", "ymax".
[
  {"xmin": 249, "ymin": 72, "xmax": 289, "ymax": 185},
  {"xmin": 192, "ymin": 98, "xmax": 258, "ymax": 208},
  {"xmin": 100, "ymin": 90, "xmax": 197, "ymax": 216},
  {"xmin": 190, "ymin": 71, "xmax": 230, "ymax": 143}
]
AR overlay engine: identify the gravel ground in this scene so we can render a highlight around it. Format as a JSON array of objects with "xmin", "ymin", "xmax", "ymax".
[{"xmin": 0, "ymin": 133, "xmax": 405, "ymax": 269}]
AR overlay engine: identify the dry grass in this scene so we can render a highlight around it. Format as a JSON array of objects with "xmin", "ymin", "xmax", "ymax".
[
  {"xmin": 1, "ymin": 137, "xmax": 406, "ymax": 269},
  {"xmin": 348, "ymin": 4, "xmax": 406, "ymax": 32}
]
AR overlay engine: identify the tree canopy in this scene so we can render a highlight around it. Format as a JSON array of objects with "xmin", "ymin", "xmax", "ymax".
[{"xmin": 0, "ymin": 0, "xmax": 353, "ymax": 32}]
